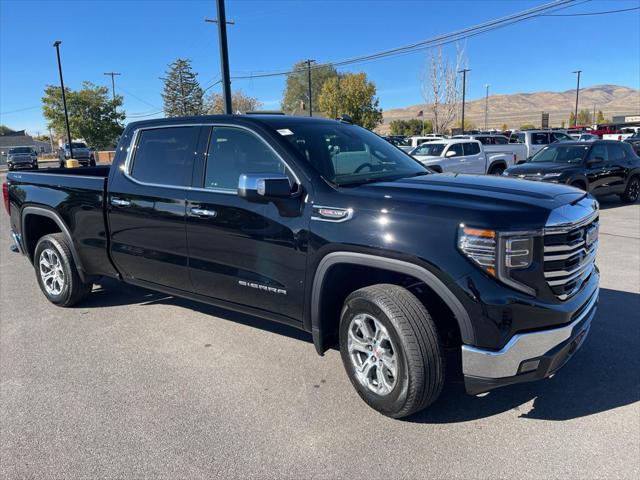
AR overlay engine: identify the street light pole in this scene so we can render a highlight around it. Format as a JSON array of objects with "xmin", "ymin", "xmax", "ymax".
[
  {"xmin": 572, "ymin": 70, "xmax": 581, "ymax": 127},
  {"xmin": 306, "ymin": 59, "xmax": 315, "ymax": 117},
  {"xmin": 484, "ymin": 83, "xmax": 490, "ymax": 130},
  {"xmin": 53, "ymin": 40, "xmax": 73, "ymax": 160},
  {"xmin": 103, "ymin": 72, "xmax": 121, "ymax": 102},
  {"xmin": 458, "ymin": 68, "xmax": 471, "ymax": 133},
  {"xmin": 205, "ymin": 0, "xmax": 233, "ymax": 114}
]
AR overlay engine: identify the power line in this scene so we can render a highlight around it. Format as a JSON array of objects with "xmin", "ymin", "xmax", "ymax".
[
  {"xmin": 230, "ymin": 0, "xmax": 578, "ymax": 81},
  {"xmin": 0, "ymin": 105, "xmax": 41, "ymax": 115},
  {"xmin": 540, "ymin": 5, "xmax": 640, "ymax": 16}
]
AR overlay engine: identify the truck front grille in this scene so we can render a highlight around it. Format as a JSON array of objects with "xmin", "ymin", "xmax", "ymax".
[{"xmin": 543, "ymin": 214, "xmax": 599, "ymax": 300}]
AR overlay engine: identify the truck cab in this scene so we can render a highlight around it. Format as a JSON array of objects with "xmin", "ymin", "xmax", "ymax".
[{"xmin": 410, "ymin": 138, "xmax": 513, "ymax": 174}]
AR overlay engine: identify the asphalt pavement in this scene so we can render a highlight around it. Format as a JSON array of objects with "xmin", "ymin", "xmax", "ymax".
[{"xmin": 0, "ymin": 173, "xmax": 638, "ymax": 479}]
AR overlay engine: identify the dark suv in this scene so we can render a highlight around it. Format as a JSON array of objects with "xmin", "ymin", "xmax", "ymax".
[{"xmin": 504, "ymin": 140, "xmax": 640, "ymax": 203}]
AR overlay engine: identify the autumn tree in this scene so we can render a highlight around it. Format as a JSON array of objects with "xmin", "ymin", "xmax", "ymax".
[
  {"xmin": 318, "ymin": 72, "xmax": 383, "ymax": 130},
  {"xmin": 205, "ymin": 90, "xmax": 262, "ymax": 114},
  {"xmin": 500, "ymin": 123, "xmax": 508, "ymax": 131},
  {"xmin": 577, "ymin": 109, "xmax": 592, "ymax": 125},
  {"xmin": 596, "ymin": 110, "xmax": 606, "ymax": 123},
  {"xmin": 519, "ymin": 123, "xmax": 536, "ymax": 130},
  {"xmin": 161, "ymin": 58, "xmax": 204, "ymax": 117},
  {"xmin": 281, "ymin": 61, "xmax": 338, "ymax": 114},
  {"xmin": 42, "ymin": 81, "xmax": 124, "ymax": 148}
]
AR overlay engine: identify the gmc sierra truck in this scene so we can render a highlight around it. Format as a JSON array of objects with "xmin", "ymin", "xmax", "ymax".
[{"xmin": 4, "ymin": 115, "xmax": 600, "ymax": 418}]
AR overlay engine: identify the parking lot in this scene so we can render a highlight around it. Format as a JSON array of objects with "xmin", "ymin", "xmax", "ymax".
[{"xmin": 0, "ymin": 170, "xmax": 638, "ymax": 479}]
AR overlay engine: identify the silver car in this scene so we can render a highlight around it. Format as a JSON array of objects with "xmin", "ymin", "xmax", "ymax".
[{"xmin": 7, "ymin": 146, "xmax": 38, "ymax": 171}]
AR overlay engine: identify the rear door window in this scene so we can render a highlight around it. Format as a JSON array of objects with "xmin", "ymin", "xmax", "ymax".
[
  {"xmin": 494, "ymin": 136, "xmax": 508, "ymax": 145},
  {"xmin": 606, "ymin": 144, "xmax": 626, "ymax": 163},
  {"xmin": 463, "ymin": 142, "xmax": 481, "ymax": 155},
  {"xmin": 130, "ymin": 126, "xmax": 199, "ymax": 186},
  {"xmin": 532, "ymin": 133, "xmax": 550, "ymax": 145}
]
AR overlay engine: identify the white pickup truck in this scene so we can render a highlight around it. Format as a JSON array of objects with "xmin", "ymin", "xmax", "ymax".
[
  {"xmin": 454, "ymin": 134, "xmax": 527, "ymax": 163},
  {"xmin": 410, "ymin": 138, "xmax": 514, "ymax": 175},
  {"xmin": 508, "ymin": 130, "xmax": 573, "ymax": 159},
  {"xmin": 603, "ymin": 127, "xmax": 640, "ymax": 141}
]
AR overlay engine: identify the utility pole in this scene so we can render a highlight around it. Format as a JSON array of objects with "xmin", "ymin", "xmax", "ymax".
[
  {"xmin": 593, "ymin": 102, "xmax": 596, "ymax": 126},
  {"xmin": 53, "ymin": 40, "xmax": 73, "ymax": 160},
  {"xmin": 572, "ymin": 70, "xmax": 581, "ymax": 127},
  {"xmin": 103, "ymin": 72, "xmax": 121, "ymax": 101},
  {"xmin": 48, "ymin": 127, "xmax": 54, "ymax": 153},
  {"xmin": 458, "ymin": 68, "xmax": 471, "ymax": 133},
  {"xmin": 306, "ymin": 59, "xmax": 315, "ymax": 117},
  {"xmin": 484, "ymin": 83, "xmax": 490, "ymax": 130},
  {"xmin": 205, "ymin": 0, "xmax": 234, "ymax": 114}
]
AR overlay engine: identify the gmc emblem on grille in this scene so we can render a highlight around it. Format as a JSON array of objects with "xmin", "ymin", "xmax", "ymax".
[{"xmin": 585, "ymin": 225, "xmax": 598, "ymax": 248}]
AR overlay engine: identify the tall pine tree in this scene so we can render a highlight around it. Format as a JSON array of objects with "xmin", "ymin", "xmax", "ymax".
[{"xmin": 161, "ymin": 59, "xmax": 204, "ymax": 117}]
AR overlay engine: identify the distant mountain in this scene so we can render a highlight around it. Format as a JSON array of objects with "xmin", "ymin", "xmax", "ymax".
[{"xmin": 378, "ymin": 84, "xmax": 640, "ymax": 133}]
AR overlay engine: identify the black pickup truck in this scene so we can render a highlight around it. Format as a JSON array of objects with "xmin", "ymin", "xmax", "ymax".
[{"xmin": 4, "ymin": 115, "xmax": 600, "ymax": 418}]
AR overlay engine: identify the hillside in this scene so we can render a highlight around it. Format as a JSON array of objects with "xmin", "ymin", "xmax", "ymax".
[{"xmin": 379, "ymin": 84, "xmax": 640, "ymax": 133}]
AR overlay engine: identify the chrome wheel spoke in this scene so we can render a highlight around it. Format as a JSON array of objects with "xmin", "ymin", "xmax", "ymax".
[
  {"xmin": 39, "ymin": 248, "xmax": 65, "ymax": 296},
  {"xmin": 348, "ymin": 328, "xmax": 370, "ymax": 354},
  {"xmin": 380, "ymin": 353, "xmax": 397, "ymax": 377}
]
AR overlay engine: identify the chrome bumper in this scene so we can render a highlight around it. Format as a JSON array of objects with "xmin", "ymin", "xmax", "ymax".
[{"xmin": 462, "ymin": 289, "xmax": 598, "ymax": 380}]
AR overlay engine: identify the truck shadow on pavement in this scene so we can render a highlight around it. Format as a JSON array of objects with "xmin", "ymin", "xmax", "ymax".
[
  {"xmin": 407, "ymin": 287, "xmax": 640, "ymax": 423},
  {"xmin": 83, "ymin": 281, "xmax": 638, "ymax": 423}
]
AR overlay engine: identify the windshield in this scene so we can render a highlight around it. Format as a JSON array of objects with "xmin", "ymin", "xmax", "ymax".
[
  {"xmin": 9, "ymin": 147, "xmax": 31, "ymax": 154},
  {"xmin": 278, "ymin": 123, "xmax": 427, "ymax": 186},
  {"xmin": 412, "ymin": 143, "xmax": 445, "ymax": 156},
  {"xmin": 70, "ymin": 142, "xmax": 88, "ymax": 148},
  {"xmin": 530, "ymin": 144, "xmax": 590, "ymax": 163}
]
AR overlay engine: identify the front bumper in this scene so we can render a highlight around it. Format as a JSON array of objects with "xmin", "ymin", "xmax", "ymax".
[{"xmin": 462, "ymin": 288, "xmax": 598, "ymax": 395}]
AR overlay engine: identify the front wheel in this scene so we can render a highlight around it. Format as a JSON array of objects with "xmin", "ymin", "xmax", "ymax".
[
  {"xmin": 339, "ymin": 284, "xmax": 445, "ymax": 418},
  {"xmin": 34, "ymin": 233, "xmax": 92, "ymax": 307},
  {"xmin": 620, "ymin": 175, "xmax": 639, "ymax": 203},
  {"xmin": 488, "ymin": 164, "xmax": 505, "ymax": 175}
]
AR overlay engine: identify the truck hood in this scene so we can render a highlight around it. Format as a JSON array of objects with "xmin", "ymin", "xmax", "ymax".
[
  {"xmin": 8, "ymin": 154, "xmax": 33, "ymax": 162},
  {"xmin": 505, "ymin": 162, "xmax": 579, "ymax": 176},
  {"xmin": 344, "ymin": 173, "xmax": 588, "ymax": 230}
]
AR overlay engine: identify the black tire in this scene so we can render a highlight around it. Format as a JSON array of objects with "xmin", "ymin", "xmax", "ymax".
[
  {"xmin": 620, "ymin": 175, "xmax": 640, "ymax": 204},
  {"xmin": 34, "ymin": 233, "xmax": 92, "ymax": 307},
  {"xmin": 339, "ymin": 284, "xmax": 445, "ymax": 418},
  {"xmin": 488, "ymin": 164, "xmax": 505, "ymax": 175},
  {"xmin": 89, "ymin": 158, "xmax": 96, "ymax": 167},
  {"xmin": 59, "ymin": 161, "xmax": 65, "ymax": 169}
]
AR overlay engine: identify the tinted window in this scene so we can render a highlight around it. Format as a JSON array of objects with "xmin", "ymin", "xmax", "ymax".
[
  {"xmin": 588, "ymin": 144, "xmax": 608, "ymax": 162},
  {"xmin": 463, "ymin": 142, "xmax": 481, "ymax": 155},
  {"xmin": 530, "ymin": 145, "xmax": 590, "ymax": 163},
  {"xmin": 447, "ymin": 144, "xmax": 464, "ymax": 157},
  {"xmin": 510, "ymin": 133, "xmax": 525, "ymax": 144},
  {"xmin": 278, "ymin": 123, "xmax": 425, "ymax": 186},
  {"xmin": 606, "ymin": 144, "xmax": 626, "ymax": 162},
  {"xmin": 475, "ymin": 136, "xmax": 489, "ymax": 145},
  {"xmin": 532, "ymin": 133, "xmax": 550, "ymax": 145},
  {"xmin": 9, "ymin": 147, "xmax": 31, "ymax": 154},
  {"xmin": 494, "ymin": 136, "xmax": 508, "ymax": 145},
  {"xmin": 131, "ymin": 127, "xmax": 197, "ymax": 186},
  {"xmin": 205, "ymin": 127, "xmax": 287, "ymax": 191}
]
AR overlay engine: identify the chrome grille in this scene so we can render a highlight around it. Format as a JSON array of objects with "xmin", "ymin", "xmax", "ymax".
[{"xmin": 544, "ymin": 214, "xmax": 599, "ymax": 300}]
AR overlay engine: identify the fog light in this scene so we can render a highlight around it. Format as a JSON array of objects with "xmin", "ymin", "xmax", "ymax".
[{"xmin": 519, "ymin": 359, "xmax": 540, "ymax": 374}]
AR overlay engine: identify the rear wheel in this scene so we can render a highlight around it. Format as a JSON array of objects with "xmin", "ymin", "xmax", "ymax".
[
  {"xmin": 488, "ymin": 163, "xmax": 505, "ymax": 175},
  {"xmin": 34, "ymin": 233, "xmax": 92, "ymax": 307},
  {"xmin": 620, "ymin": 175, "xmax": 639, "ymax": 203},
  {"xmin": 339, "ymin": 284, "xmax": 445, "ymax": 418}
]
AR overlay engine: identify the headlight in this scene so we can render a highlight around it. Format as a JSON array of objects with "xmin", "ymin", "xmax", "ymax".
[
  {"xmin": 542, "ymin": 172, "xmax": 562, "ymax": 178},
  {"xmin": 458, "ymin": 225, "xmax": 536, "ymax": 296}
]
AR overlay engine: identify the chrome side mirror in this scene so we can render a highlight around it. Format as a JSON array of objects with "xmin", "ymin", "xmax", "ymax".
[{"xmin": 238, "ymin": 172, "xmax": 292, "ymax": 201}]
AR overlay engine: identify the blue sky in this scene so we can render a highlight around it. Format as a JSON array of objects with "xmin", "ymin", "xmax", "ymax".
[{"xmin": 1, "ymin": 0, "xmax": 639, "ymax": 134}]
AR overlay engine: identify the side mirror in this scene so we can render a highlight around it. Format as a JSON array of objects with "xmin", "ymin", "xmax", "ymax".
[
  {"xmin": 587, "ymin": 157, "xmax": 604, "ymax": 165},
  {"xmin": 238, "ymin": 173, "xmax": 292, "ymax": 201},
  {"xmin": 445, "ymin": 150, "xmax": 457, "ymax": 158}
]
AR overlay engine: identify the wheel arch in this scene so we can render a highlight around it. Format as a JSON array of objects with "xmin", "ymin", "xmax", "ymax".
[
  {"xmin": 21, "ymin": 206, "xmax": 87, "ymax": 281},
  {"xmin": 488, "ymin": 159, "xmax": 507, "ymax": 172},
  {"xmin": 310, "ymin": 252, "xmax": 474, "ymax": 355}
]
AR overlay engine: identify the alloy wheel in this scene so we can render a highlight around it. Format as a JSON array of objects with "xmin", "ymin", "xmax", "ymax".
[
  {"xmin": 39, "ymin": 248, "xmax": 65, "ymax": 295},
  {"xmin": 347, "ymin": 313, "xmax": 398, "ymax": 396}
]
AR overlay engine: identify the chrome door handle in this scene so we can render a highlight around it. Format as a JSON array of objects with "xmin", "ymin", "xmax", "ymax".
[
  {"xmin": 190, "ymin": 207, "xmax": 217, "ymax": 218},
  {"xmin": 111, "ymin": 198, "xmax": 131, "ymax": 207}
]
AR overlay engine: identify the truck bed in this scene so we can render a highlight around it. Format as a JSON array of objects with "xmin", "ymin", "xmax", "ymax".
[{"xmin": 7, "ymin": 165, "xmax": 118, "ymax": 279}]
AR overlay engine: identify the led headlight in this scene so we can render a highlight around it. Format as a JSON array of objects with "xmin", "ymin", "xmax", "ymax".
[{"xmin": 458, "ymin": 225, "xmax": 536, "ymax": 296}]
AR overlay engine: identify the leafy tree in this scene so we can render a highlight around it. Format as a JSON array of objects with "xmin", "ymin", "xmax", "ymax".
[
  {"xmin": 389, "ymin": 119, "xmax": 432, "ymax": 136},
  {"xmin": 519, "ymin": 123, "xmax": 536, "ymax": 130},
  {"xmin": 0, "ymin": 125, "xmax": 17, "ymax": 135},
  {"xmin": 577, "ymin": 109, "xmax": 592, "ymax": 125},
  {"xmin": 281, "ymin": 61, "xmax": 338, "ymax": 114},
  {"xmin": 500, "ymin": 123, "xmax": 508, "ymax": 131},
  {"xmin": 205, "ymin": 90, "xmax": 262, "ymax": 114},
  {"xmin": 161, "ymin": 58, "xmax": 204, "ymax": 117},
  {"xmin": 42, "ymin": 81, "xmax": 124, "ymax": 149},
  {"xmin": 318, "ymin": 72, "xmax": 383, "ymax": 130},
  {"xmin": 596, "ymin": 110, "xmax": 606, "ymax": 124}
]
